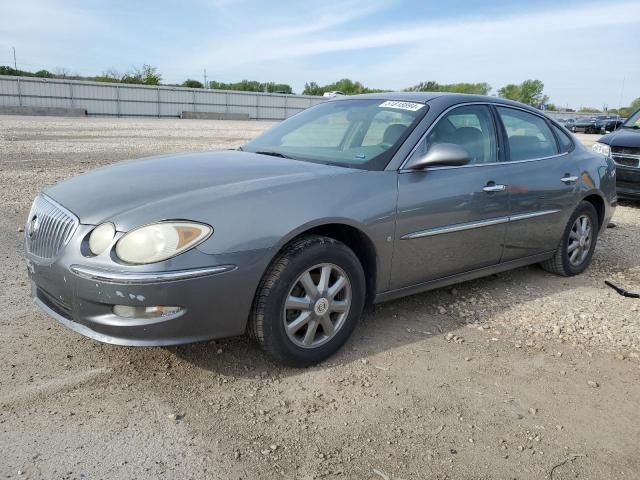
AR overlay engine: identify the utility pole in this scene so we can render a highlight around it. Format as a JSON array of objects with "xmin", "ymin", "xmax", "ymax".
[
  {"xmin": 618, "ymin": 76, "xmax": 626, "ymax": 108},
  {"xmin": 12, "ymin": 47, "xmax": 17, "ymax": 70},
  {"xmin": 204, "ymin": 69, "xmax": 208, "ymax": 89}
]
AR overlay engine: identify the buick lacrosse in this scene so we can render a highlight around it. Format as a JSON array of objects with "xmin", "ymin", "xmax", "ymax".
[{"xmin": 25, "ymin": 93, "xmax": 617, "ymax": 366}]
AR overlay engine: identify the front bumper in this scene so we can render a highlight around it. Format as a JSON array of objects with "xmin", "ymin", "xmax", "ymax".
[
  {"xmin": 26, "ymin": 231, "xmax": 267, "ymax": 346},
  {"xmin": 616, "ymin": 165, "xmax": 640, "ymax": 199}
]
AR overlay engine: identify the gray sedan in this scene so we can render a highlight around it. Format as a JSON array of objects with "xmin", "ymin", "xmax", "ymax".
[{"xmin": 25, "ymin": 93, "xmax": 617, "ymax": 366}]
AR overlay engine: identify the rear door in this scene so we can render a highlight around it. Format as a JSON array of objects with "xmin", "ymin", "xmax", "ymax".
[
  {"xmin": 495, "ymin": 106, "xmax": 581, "ymax": 261},
  {"xmin": 391, "ymin": 104, "xmax": 510, "ymax": 289}
]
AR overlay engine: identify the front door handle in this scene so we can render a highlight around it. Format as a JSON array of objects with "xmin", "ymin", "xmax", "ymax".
[
  {"xmin": 482, "ymin": 184, "xmax": 507, "ymax": 193},
  {"xmin": 561, "ymin": 175, "xmax": 579, "ymax": 184}
]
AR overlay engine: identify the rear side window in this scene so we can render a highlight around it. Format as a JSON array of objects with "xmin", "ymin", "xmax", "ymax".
[
  {"xmin": 497, "ymin": 107, "xmax": 559, "ymax": 161},
  {"xmin": 552, "ymin": 125, "xmax": 574, "ymax": 153}
]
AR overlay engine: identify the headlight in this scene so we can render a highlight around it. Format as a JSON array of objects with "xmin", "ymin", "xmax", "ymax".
[
  {"xmin": 115, "ymin": 222, "xmax": 212, "ymax": 264},
  {"xmin": 89, "ymin": 222, "xmax": 116, "ymax": 255},
  {"xmin": 592, "ymin": 142, "xmax": 610, "ymax": 157}
]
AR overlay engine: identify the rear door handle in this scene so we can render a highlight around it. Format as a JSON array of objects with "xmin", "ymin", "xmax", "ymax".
[
  {"xmin": 482, "ymin": 184, "xmax": 507, "ymax": 193},
  {"xmin": 561, "ymin": 175, "xmax": 579, "ymax": 184}
]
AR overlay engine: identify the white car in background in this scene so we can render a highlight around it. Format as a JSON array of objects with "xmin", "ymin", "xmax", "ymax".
[{"xmin": 323, "ymin": 91, "xmax": 345, "ymax": 98}]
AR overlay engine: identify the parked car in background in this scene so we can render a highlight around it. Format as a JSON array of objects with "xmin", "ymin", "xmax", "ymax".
[
  {"xmin": 323, "ymin": 91, "xmax": 345, "ymax": 98},
  {"xmin": 571, "ymin": 117, "xmax": 600, "ymax": 134},
  {"xmin": 25, "ymin": 93, "xmax": 617, "ymax": 366},
  {"xmin": 593, "ymin": 108, "xmax": 640, "ymax": 199},
  {"xmin": 596, "ymin": 115, "xmax": 624, "ymax": 134},
  {"xmin": 562, "ymin": 118, "xmax": 576, "ymax": 130}
]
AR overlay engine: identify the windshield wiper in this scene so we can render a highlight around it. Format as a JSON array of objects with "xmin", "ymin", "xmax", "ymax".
[
  {"xmin": 622, "ymin": 125, "xmax": 639, "ymax": 129},
  {"xmin": 255, "ymin": 150, "xmax": 294, "ymax": 159}
]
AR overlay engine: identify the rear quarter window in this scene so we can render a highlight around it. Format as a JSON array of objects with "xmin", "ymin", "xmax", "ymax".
[{"xmin": 552, "ymin": 125, "xmax": 574, "ymax": 153}]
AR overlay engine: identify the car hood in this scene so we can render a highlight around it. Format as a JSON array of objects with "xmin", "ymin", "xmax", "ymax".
[
  {"xmin": 45, "ymin": 150, "xmax": 354, "ymax": 227},
  {"xmin": 599, "ymin": 128, "xmax": 640, "ymax": 148}
]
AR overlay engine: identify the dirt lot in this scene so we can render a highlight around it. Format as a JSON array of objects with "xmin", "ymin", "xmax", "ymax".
[{"xmin": 1, "ymin": 116, "xmax": 639, "ymax": 480}]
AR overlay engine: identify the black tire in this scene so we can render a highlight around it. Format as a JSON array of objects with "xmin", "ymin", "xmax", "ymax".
[
  {"xmin": 249, "ymin": 235, "xmax": 366, "ymax": 367},
  {"xmin": 540, "ymin": 201, "xmax": 599, "ymax": 276}
]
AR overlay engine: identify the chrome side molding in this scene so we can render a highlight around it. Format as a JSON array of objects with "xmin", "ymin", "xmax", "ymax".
[
  {"xmin": 70, "ymin": 264, "xmax": 237, "ymax": 284},
  {"xmin": 402, "ymin": 209, "xmax": 560, "ymax": 240}
]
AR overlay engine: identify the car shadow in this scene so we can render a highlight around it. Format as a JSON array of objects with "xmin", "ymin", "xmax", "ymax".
[{"xmin": 171, "ymin": 213, "xmax": 639, "ymax": 378}]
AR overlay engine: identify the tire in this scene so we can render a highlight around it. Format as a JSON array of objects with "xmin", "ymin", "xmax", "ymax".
[
  {"xmin": 249, "ymin": 235, "xmax": 366, "ymax": 367},
  {"xmin": 541, "ymin": 201, "xmax": 599, "ymax": 276}
]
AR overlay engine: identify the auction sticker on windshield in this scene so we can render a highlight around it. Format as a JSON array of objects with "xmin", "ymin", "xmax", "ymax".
[{"xmin": 379, "ymin": 100, "xmax": 425, "ymax": 112}]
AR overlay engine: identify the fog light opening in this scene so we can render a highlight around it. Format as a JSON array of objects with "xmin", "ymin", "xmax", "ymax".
[{"xmin": 113, "ymin": 305, "xmax": 183, "ymax": 319}]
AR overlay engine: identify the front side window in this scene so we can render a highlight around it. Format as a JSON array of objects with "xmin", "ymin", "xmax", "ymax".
[
  {"xmin": 243, "ymin": 99, "xmax": 427, "ymax": 170},
  {"xmin": 497, "ymin": 107, "xmax": 559, "ymax": 161},
  {"xmin": 622, "ymin": 109, "xmax": 640, "ymax": 129},
  {"xmin": 414, "ymin": 105, "xmax": 498, "ymax": 165}
]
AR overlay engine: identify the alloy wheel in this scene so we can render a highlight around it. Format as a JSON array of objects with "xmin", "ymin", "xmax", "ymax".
[
  {"xmin": 283, "ymin": 263, "xmax": 352, "ymax": 349},
  {"xmin": 567, "ymin": 214, "xmax": 592, "ymax": 266}
]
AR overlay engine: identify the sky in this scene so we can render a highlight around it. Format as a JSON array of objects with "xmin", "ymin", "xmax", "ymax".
[{"xmin": 1, "ymin": 0, "xmax": 639, "ymax": 109}]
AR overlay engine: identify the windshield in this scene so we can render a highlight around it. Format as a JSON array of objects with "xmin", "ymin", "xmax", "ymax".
[
  {"xmin": 622, "ymin": 109, "xmax": 640, "ymax": 129},
  {"xmin": 242, "ymin": 99, "xmax": 428, "ymax": 170}
]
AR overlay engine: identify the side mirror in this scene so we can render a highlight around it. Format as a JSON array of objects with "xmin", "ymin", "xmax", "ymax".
[{"xmin": 405, "ymin": 143, "xmax": 470, "ymax": 170}]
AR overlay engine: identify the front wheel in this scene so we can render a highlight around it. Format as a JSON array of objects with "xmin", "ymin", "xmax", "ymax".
[
  {"xmin": 540, "ymin": 201, "xmax": 599, "ymax": 276},
  {"xmin": 249, "ymin": 235, "xmax": 365, "ymax": 367}
]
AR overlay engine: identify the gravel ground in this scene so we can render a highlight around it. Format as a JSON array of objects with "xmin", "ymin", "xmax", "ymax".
[{"xmin": 1, "ymin": 116, "xmax": 639, "ymax": 480}]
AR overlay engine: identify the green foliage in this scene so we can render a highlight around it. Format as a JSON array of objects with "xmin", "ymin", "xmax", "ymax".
[
  {"xmin": 405, "ymin": 81, "xmax": 491, "ymax": 95},
  {"xmin": 545, "ymin": 103, "xmax": 557, "ymax": 111},
  {"xmin": 519, "ymin": 80, "xmax": 548, "ymax": 107},
  {"xmin": 120, "ymin": 65, "xmax": 162, "ymax": 85},
  {"xmin": 302, "ymin": 78, "xmax": 386, "ymax": 96},
  {"xmin": 498, "ymin": 79, "xmax": 548, "ymax": 107},
  {"xmin": 209, "ymin": 80, "xmax": 293, "ymax": 94},
  {"xmin": 182, "ymin": 79, "xmax": 204, "ymax": 89},
  {"xmin": 630, "ymin": 97, "xmax": 640, "ymax": 111},
  {"xmin": 93, "ymin": 69, "xmax": 120, "ymax": 83},
  {"xmin": 497, "ymin": 84, "xmax": 520, "ymax": 101},
  {"xmin": 578, "ymin": 107, "xmax": 601, "ymax": 113},
  {"xmin": 0, "ymin": 66, "xmax": 34, "ymax": 77},
  {"xmin": 34, "ymin": 70, "xmax": 53, "ymax": 78}
]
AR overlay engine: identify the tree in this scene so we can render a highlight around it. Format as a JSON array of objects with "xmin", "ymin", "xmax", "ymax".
[
  {"xmin": 578, "ymin": 107, "xmax": 601, "ymax": 113},
  {"xmin": 630, "ymin": 97, "xmax": 640, "ymax": 111},
  {"xmin": 121, "ymin": 65, "xmax": 162, "ymax": 85},
  {"xmin": 209, "ymin": 79, "xmax": 293, "ymax": 94},
  {"xmin": 182, "ymin": 79, "xmax": 204, "ymax": 88},
  {"xmin": 518, "ymin": 79, "xmax": 548, "ymax": 107},
  {"xmin": 94, "ymin": 69, "xmax": 120, "ymax": 83},
  {"xmin": 0, "ymin": 66, "xmax": 23, "ymax": 76},
  {"xmin": 34, "ymin": 70, "xmax": 53, "ymax": 78},
  {"xmin": 54, "ymin": 67, "xmax": 71, "ymax": 78},
  {"xmin": 302, "ymin": 78, "xmax": 385, "ymax": 95},
  {"xmin": 498, "ymin": 79, "xmax": 548, "ymax": 107},
  {"xmin": 405, "ymin": 81, "xmax": 491, "ymax": 95},
  {"xmin": 302, "ymin": 81, "xmax": 323, "ymax": 95}
]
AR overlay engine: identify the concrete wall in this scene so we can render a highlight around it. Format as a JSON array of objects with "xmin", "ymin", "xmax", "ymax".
[
  {"xmin": 0, "ymin": 76, "xmax": 325, "ymax": 120},
  {"xmin": 0, "ymin": 105, "xmax": 86, "ymax": 117}
]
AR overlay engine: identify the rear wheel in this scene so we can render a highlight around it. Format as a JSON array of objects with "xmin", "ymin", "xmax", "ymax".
[
  {"xmin": 249, "ymin": 235, "xmax": 365, "ymax": 367},
  {"xmin": 541, "ymin": 201, "xmax": 599, "ymax": 276}
]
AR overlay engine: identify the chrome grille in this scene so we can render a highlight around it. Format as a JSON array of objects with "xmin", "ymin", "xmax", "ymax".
[
  {"xmin": 611, "ymin": 146, "xmax": 640, "ymax": 156},
  {"xmin": 611, "ymin": 147, "xmax": 640, "ymax": 169},
  {"xmin": 25, "ymin": 195, "xmax": 79, "ymax": 259}
]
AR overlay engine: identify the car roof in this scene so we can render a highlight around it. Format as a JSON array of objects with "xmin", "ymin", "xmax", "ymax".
[{"xmin": 333, "ymin": 92, "xmax": 542, "ymax": 111}]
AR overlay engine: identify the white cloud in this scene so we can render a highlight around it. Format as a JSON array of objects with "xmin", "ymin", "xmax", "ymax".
[{"xmin": 188, "ymin": 0, "xmax": 639, "ymax": 107}]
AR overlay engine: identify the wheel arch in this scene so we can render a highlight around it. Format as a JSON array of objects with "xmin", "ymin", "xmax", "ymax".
[
  {"xmin": 265, "ymin": 220, "xmax": 379, "ymax": 305},
  {"xmin": 581, "ymin": 192, "xmax": 605, "ymax": 230}
]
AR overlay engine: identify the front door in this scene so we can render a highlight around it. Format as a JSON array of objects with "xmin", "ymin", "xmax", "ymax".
[{"xmin": 391, "ymin": 104, "xmax": 509, "ymax": 290}]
